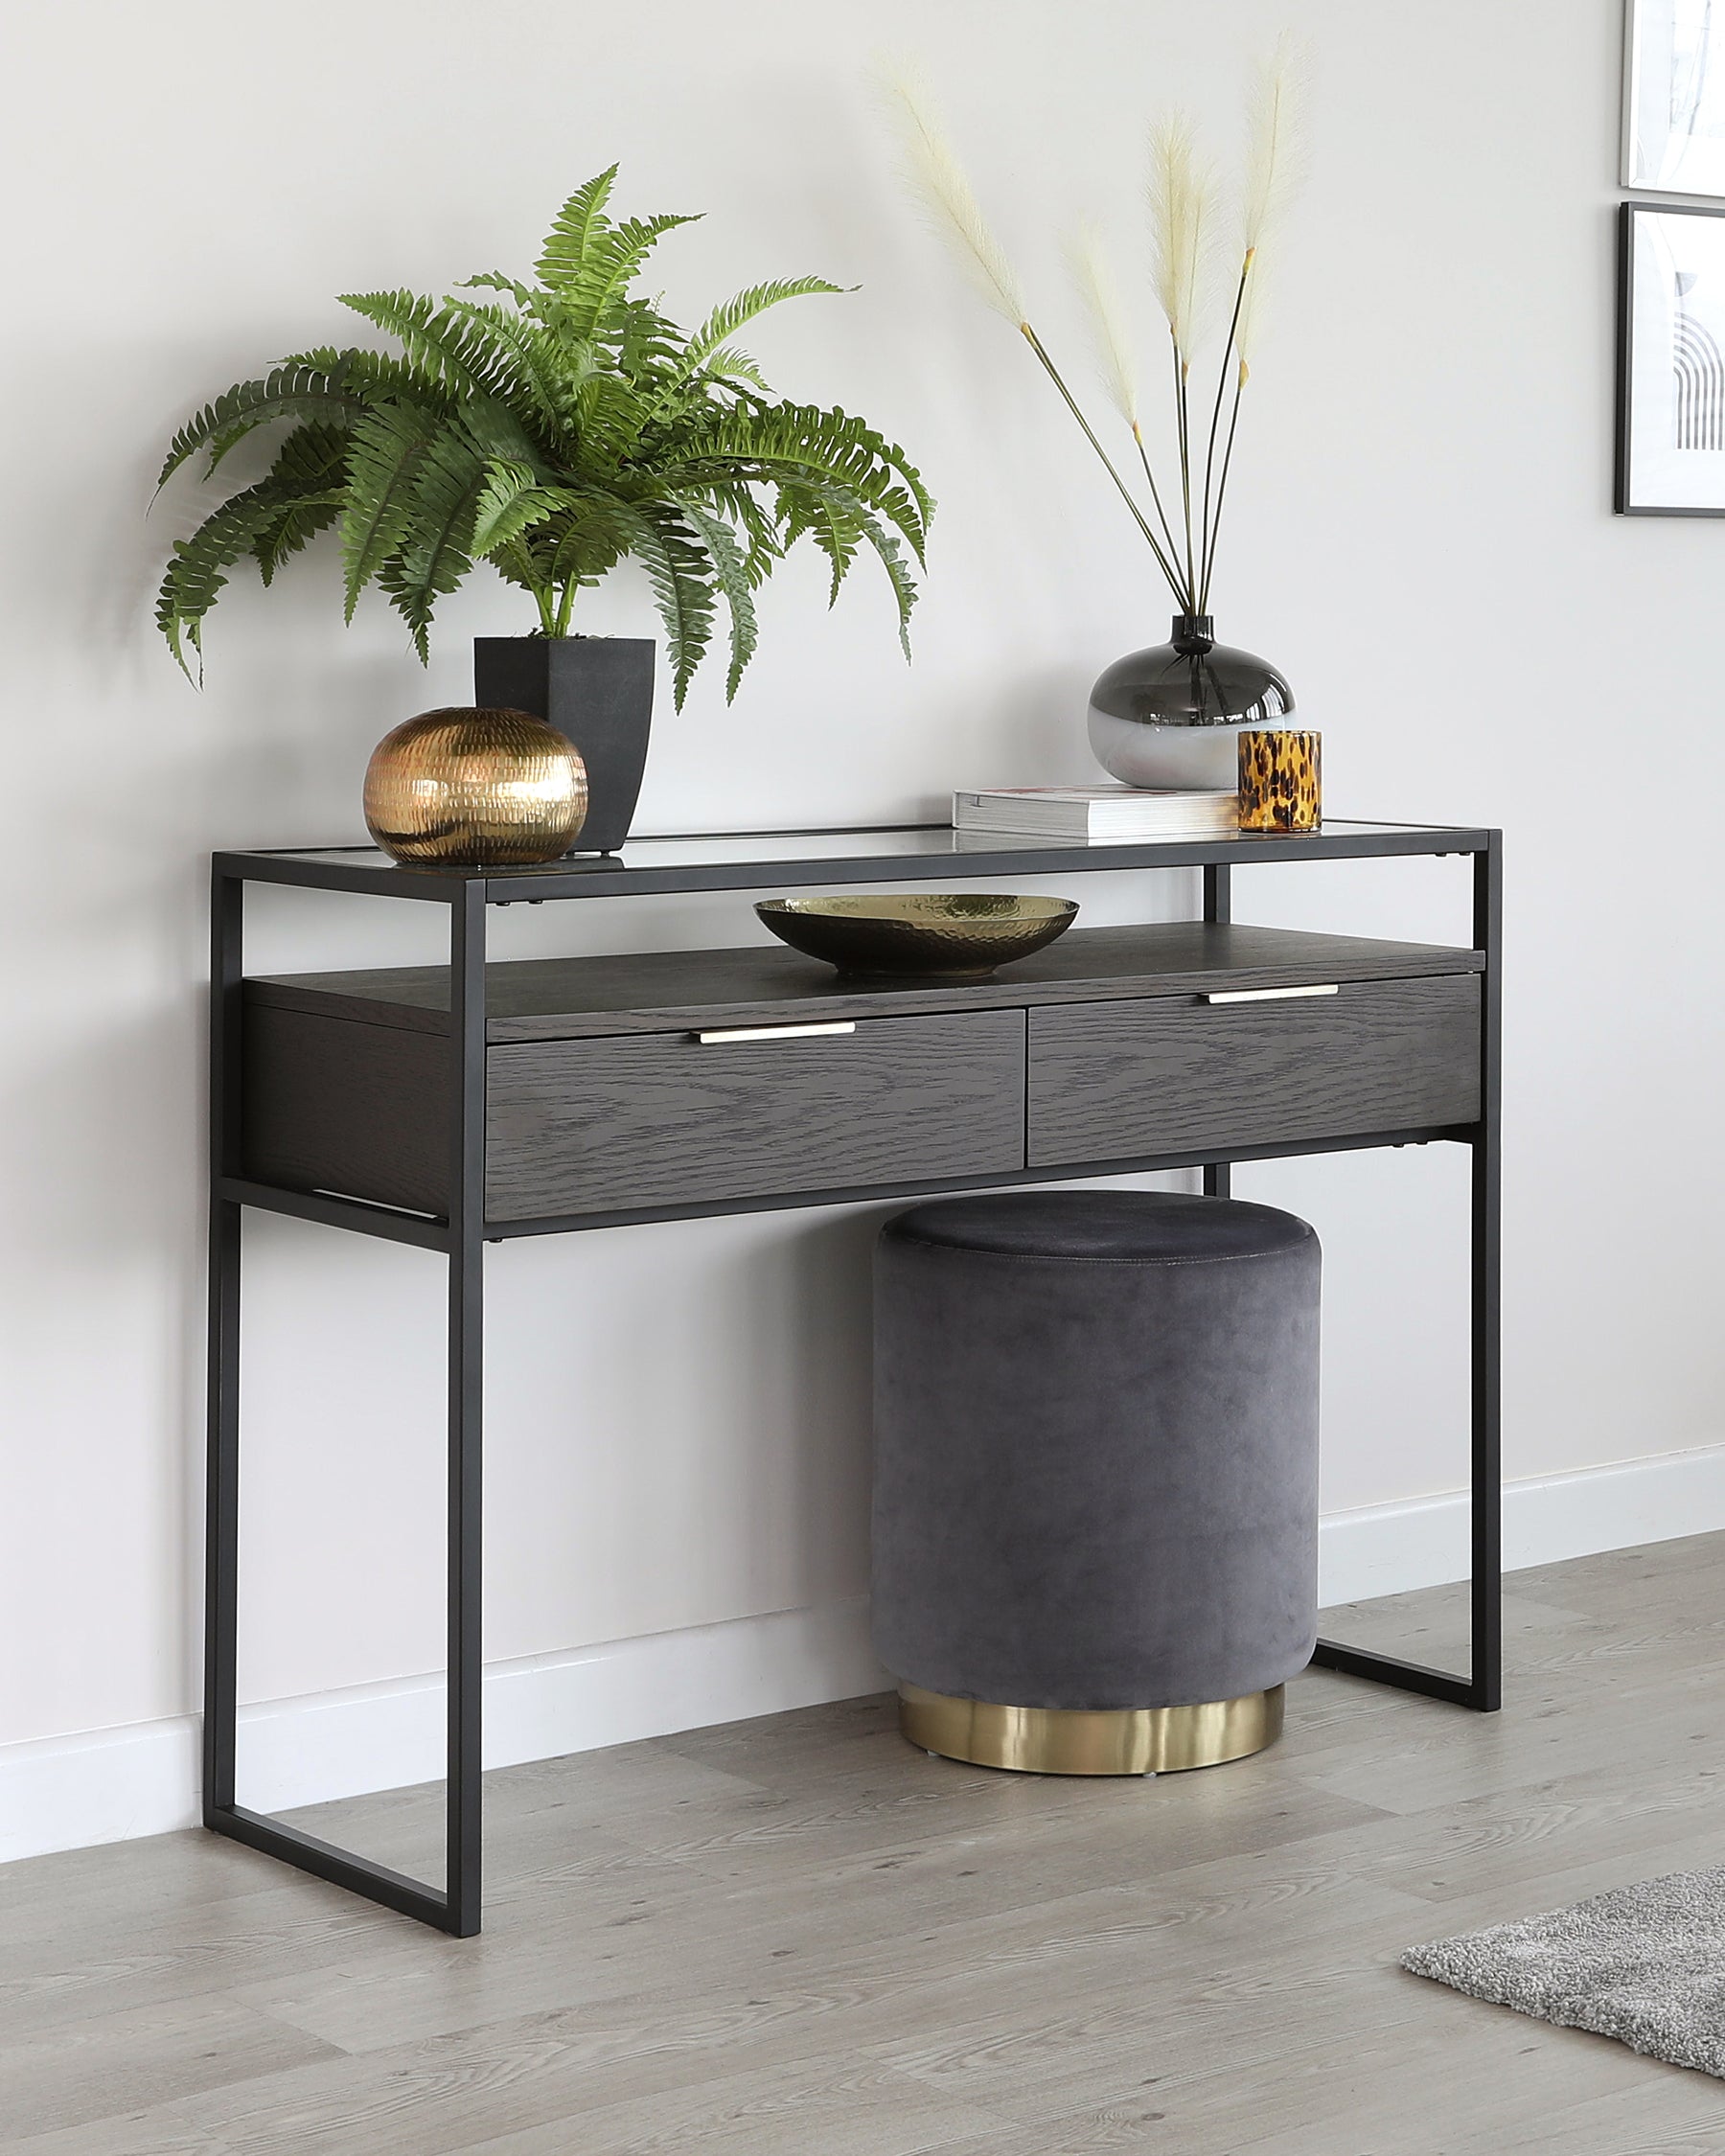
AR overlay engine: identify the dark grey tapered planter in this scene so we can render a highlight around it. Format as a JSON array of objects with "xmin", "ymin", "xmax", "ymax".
[{"xmin": 472, "ymin": 637, "xmax": 656, "ymax": 855}]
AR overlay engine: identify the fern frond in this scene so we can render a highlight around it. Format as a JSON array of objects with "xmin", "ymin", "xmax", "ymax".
[
  {"xmin": 778, "ymin": 481, "xmax": 861, "ymax": 605},
  {"xmin": 338, "ymin": 402, "xmax": 444, "ymax": 623},
  {"xmin": 698, "ymin": 480, "xmax": 784, "ymax": 584},
  {"xmin": 254, "ymin": 494, "xmax": 343, "ymax": 582},
  {"xmin": 698, "ymin": 344, "xmax": 772, "ymax": 392},
  {"xmin": 383, "ymin": 429, "xmax": 494, "ymax": 659},
  {"xmin": 838, "ymin": 491, "xmax": 920, "ymax": 656},
  {"xmin": 558, "ymin": 216, "xmax": 701, "ymax": 340},
  {"xmin": 466, "ymin": 458, "xmax": 539, "ymax": 556},
  {"xmin": 572, "ymin": 371, "xmax": 653, "ymax": 469},
  {"xmin": 669, "ymin": 493, "xmax": 758, "ymax": 699},
  {"xmin": 281, "ymin": 345, "xmax": 448, "ymax": 406},
  {"xmin": 545, "ymin": 499, "xmax": 635, "ymax": 588},
  {"xmin": 156, "ymin": 490, "xmax": 298, "ymax": 678},
  {"xmin": 446, "ymin": 297, "xmax": 584, "ymax": 439},
  {"xmin": 445, "ymin": 391, "xmax": 544, "ymax": 471},
  {"xmin": 460, "ymin": 269, "xmax": 538, "ymax": 308},
  {"xmin": 610, "ymin": 502, "xmax": 716, "ymax": 709},
  {"xmin": 668, "ymin": 403, "xmax": 932, "ymax": 562},
  {"xmin": 156, "ymin": 363, "xmax": 364, "ymax": 487},
  {"xmin": 488, "ymin": 537, "xmax": 543, "ymax": 593},
  {"xmin": 250, "ymin": 424, "xmax": 349, "ymax": 581},
  {"xmin": 615, "ymin": 298, "xmax": 686, "ymax": 378},
  {"xmin": 533, "ymin": 166, "xmax": 620, "ymax": 287},
  {"xmin": 470, "ymin": 468, "xmax": 586, "ymax": 558},
  {"xmin": 778, "ymin": 478, "xmax": 917, "ymax": 654},
  {"xmin": 679, "ymin": 278, "xmax": 845, "ymax": 376},
  {"xmin": 337, "ymin": 289, "xmax": 507, "ymax": 401}
]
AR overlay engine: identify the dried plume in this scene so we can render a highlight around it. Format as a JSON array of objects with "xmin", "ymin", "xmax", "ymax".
[
  {"xmin": 1147, "ymin": 113, "xmax": 1213, "ymax": 363},
  {"xmin": 1235, "ymin": 34, "xmax": 1309, "ymax": 373},
  {"xmin": 881, "ymin": 63, "xmax": 1028, "ymax": 327},
  {"xmin": 1070, "ymin": 221, "xmax": 1138, "ymax": 425}
]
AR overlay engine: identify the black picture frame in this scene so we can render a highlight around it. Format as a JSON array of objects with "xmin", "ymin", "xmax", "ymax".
[{"xmin": 1617, "ymin": 198, "xmax": 1725, "ymax": 517}]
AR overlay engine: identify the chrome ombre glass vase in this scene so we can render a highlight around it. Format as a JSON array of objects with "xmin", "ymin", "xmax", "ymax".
[{"xmin": 1088, "ymin": 615, "xmax": 1295, "ymax": 790}]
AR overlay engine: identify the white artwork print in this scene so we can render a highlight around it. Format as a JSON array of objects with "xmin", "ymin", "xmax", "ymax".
[
  {"xmin": 1625, "ymin": 210, "xmax": 1725, "ymax": 507},
  {"xmin": 1625, "ymin": 0, "xmax": 1725, "ymax": 195}
]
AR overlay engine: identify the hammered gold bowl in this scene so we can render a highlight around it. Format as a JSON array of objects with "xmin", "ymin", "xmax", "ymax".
[
  {"xmin": 363, "ymin": 706, "xmax": 587, "ymax": 866},
  {"xmin": 756, "ymin": 893, "xmax": 1079, "ymax": 980}
]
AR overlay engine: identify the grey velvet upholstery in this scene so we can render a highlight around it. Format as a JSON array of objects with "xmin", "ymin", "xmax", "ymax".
[{"xmin": 871, "ymin": 1190, "xmax": 1321, "ymax": 1711}]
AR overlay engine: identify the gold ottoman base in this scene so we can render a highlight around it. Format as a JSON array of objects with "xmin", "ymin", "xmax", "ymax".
[{"xmin": 898, "ymin": 1681, "xmax": 1284, "ymax": 1776}]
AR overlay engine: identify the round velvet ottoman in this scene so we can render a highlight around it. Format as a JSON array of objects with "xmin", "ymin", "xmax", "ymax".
[{"xmin": 871, "ymin": 1189, "xmax": 1320, "ymax": 1775}]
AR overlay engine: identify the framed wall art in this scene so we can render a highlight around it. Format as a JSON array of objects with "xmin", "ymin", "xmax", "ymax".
[
  {"xmin": 1624, "ymin": 0, "xmax": 1725, "ymax": 195},
  {"xmin": 1617, "ymin": 200, "xmax": 1725, "ymax": 514}
]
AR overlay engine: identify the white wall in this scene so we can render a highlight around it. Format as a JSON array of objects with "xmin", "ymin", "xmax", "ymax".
[{"xmin": 5, "ymin": 0, "xmax": 1723, "ymax": 1842}]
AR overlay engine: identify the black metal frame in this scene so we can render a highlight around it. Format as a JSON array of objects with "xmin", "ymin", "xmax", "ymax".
[
  {"xmin": 1615, "ymin": 198, "xmax": 1725, "ymax": 517},
  {"xmin": 206, "ymin": 869, "xmax": 490, "ymax": 1933},
  {"xmin": 205, "ymin": 817, "xmax": 1504, "ymax": 1935}
]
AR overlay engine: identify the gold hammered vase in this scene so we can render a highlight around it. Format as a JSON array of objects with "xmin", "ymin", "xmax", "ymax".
[
  {"xmin": 363, "ymin": 707, "xmax": 588, "ymax": 866},
  {"xmin": 1237, "ymin": 728, "xmax": 1322, "ymax": 834}
]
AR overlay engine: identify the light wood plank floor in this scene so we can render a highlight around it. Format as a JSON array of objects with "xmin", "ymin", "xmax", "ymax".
[{"xmin": 6, "ymin": 1536, "xmax": 1725, "ymax": 2153}]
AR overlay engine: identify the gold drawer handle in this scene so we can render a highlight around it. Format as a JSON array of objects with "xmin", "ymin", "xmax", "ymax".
[
  {"xmin": 695, "ymin": 1021, "xmax": 859, "ymax": 1044},
  {"xmin": 1202, "ymin": 984, "xmax": 1340, "ymax": 1004}
]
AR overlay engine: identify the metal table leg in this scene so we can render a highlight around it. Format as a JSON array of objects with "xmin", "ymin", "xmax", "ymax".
[
  {"xmin": 1208, "ymin": 845, "xmax": 1504, "ymax": 1711},
  {"xmin": 204, "ymin": 873, "xmax": 489, "ymax": 1933}
]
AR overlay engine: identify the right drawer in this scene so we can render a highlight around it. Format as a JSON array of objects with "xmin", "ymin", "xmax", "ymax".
[{"xmin": 1027, "ymin": 974, "xmax": 1482, "ymax": 1167}]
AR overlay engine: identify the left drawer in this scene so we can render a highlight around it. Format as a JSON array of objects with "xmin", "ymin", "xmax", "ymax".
[
  {"xmin": 486, "ymin": 1008, "xmax": 1027, "ymax": 1220},
  {"xmin": 242, "ymin": 1003, "xmax": 453, "ymax": 1215}
]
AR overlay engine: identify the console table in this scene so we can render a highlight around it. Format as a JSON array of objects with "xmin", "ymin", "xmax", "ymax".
[{"xmin": 206, "ymin": 818, "xmax": 1502, "ymax": 1935}]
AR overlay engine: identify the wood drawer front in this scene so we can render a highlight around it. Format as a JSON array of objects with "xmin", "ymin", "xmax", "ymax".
[
  {"xmin": 1027, "ymin": 975, "xmax": 1481, "ymax": 1167},
  {"xmin": 242, "ymin": 1003, "xmax": 452, "ymax": 1216},
  {"xmin": 486, "ymin": 1008, "xmax": 1027, "ymax": 1220}
]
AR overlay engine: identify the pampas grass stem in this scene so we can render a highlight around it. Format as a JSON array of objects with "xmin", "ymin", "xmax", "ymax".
[
  {"xmin": 1243, "ymin": 34, "xmax": 1307, "ymax": 259},
  {"xmin": 1021, "ymin": 324, "xmax": 1185, "ymax": 597},
  {"xmin": 1202, "ymin": 362, "xmax": 1248, "ymax": 610},
  {"xmin": 1234, "ymin": 37, "xmax": 1308, "ymax": 377},
  {"xmin": 883, "ymin": 42, "xmax": 1305, "ymax": 620},
  {"xmin": 1072, "ymin": 223, "xmax": 1185, "ymax": 575},
  {"xmin": 1133, "ymin": 420, "xmax": 1187, "ymax": 595},
  {"xmin": 1149, "ymin": 115, "xmax": 1212, "ymax": 609},
  {"xmin": 1071, "ymin": 223, "xmax": 1137, "ymax": 425},
  {"xmin": 1197, "ymin": 37, "xmax": 1308, "ymax": 608},
  {"xmin": 884, "ymin": 67, "xmax": 1028, "ymax": 327},
  {"xmin": 1147, "ymin": 115, "xmax": 1210, "ymax": 361},
  {"xmin": 1196, "ymin": 250, "xmax": 1253, "ymax": 611}
]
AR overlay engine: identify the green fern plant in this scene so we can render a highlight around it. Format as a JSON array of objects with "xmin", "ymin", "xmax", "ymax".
[{"xmin": 155, "ymin": 168, "xmax": 932, "ymax": 707}]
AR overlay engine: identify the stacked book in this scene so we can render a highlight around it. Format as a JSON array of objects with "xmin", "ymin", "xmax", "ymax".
[{"xmin": 952, "ymin": 785, "xmax": 1238, "ymax": 840}]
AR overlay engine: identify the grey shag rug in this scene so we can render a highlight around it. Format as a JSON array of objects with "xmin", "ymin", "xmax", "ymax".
[{"xmin": 1402, "ymin": 1867, "xmax": 1725, "ymax": 2077}]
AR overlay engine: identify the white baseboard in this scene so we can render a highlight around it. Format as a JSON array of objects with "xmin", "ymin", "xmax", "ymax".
[
  {"xmin": 1315, "ymin": 1441, "xmax": 1725, "ymax": 1605},
  {"xmin": 8, "ymin": 1442, "xmax": 1725, "ymax": 1869},
  {"xmin": 0, "ymin": 1715, "xmax": 204, "ymax": 1869},
  {"xmin": 0, "ymin": 1599, "xmax": 888, "ymax": 1869}
]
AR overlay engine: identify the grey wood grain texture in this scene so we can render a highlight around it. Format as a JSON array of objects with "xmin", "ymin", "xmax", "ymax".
[
  {"xmin": 244, "ymin": 921, "xmax": 1483, "ymax": 1044},
  {"xmin": 5, "ymin": 1534, "xmax": 1725, "ymax": 2154},
  {"xmin": 242, "ymin": 1003, "xmax": 450, "ymax": 1216},
  {"xmin": 1028, "ymin": 973, "xmax": 1483, "ymax": 1167},
  {"xmin": 239, "ymin": 926, "xmax": 1484, "ymax": 1223},
  {"xmin": 485, "ymin": 1008, "xmax": 1026, "ymax": 1220}
]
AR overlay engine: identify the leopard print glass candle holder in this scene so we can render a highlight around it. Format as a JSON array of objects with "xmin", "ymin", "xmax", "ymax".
[{"xmin": 1237, "ymin": 729, "xmax": 1322, "ymax": 833}]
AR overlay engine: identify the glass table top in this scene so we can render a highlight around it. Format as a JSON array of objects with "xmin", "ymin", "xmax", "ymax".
[{"xmin": 237, "ymin": 818, "xmax": 1490, "ymax": 896}]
